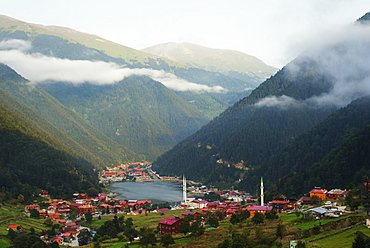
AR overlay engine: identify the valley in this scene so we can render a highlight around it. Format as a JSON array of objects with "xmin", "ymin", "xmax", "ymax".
[{"xmin": 1, "ymin": 9, "xmax": 370, "ymax": 248}]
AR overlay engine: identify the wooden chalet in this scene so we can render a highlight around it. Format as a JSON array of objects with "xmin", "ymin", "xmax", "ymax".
[{"xmin": 158, "ymin": 217, "xmax": 181, "ymax": 235}]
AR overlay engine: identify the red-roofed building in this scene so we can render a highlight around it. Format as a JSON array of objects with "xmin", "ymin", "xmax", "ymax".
[
  {"xmin": 52, "ymin": 237, "xmax": 64, "ymax": 245},
  {"xmin": 7, "ymin": 225, "xmax": 22, "ymax": 231},
  {"xmin": 271, "ymin": 200, "xmax": 297, "ymax": 212},
  {"xmin": 76, "ymin": 205, "xmax": 96, "ymax": 215},
  {"xmin": 326, "ymin": 189, "xmax": 348, "ymax": 199},
  {"xmin": 309, "ymin": 189, "xmax": 327, "ymax": 200},
  {"xmin": 158, "ymin": 217, "xmax": 181, "ymax": 235},
  {"xmin": 24, "ymin": 204, "xmax": 40, "ymax": 212},
  {"xmin": 248, "ymin": 205, "xmax": 273, "ymax": 217},
  {"xmin": 182, "ymin": 211, "xmax": 199, "ymax": 219}
]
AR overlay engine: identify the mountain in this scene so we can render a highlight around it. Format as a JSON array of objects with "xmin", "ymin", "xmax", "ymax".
[
  {"xmin": 0, "ymin": 15, "xmax": 277, "ymax": 159},
  {"xmin": 39, "ymin": 76, "xmax": 210, "ymax": 161},
  {"xmin": 142, "ymin": 42, "xmax": 277, "ymax": 87},
  {"xmin": 0, "ymin": 14, "xmax": 272, "ymax": 118},
  {"xmin": 0, "ymin": 63, "xmax": 139, "ymax": 167},
  {"xmin": 254, "ymin": 95, "xmax": 370, "ymax": 197},
  {"xmin": 0, "ymin": 90, "xmax": 101, "ymax": 200},
  {"xmin": 153, "ymin": 12, "xmax": 370, "ymax": 195}
]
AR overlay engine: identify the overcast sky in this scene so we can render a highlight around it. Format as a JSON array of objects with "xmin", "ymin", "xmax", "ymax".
[{"xmin": 1, "ymin": 0, "xmax": 369, "ymax": 67}]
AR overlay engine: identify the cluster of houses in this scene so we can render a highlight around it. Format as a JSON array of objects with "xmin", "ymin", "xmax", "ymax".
[
  {"xmin": 11, "ymin": 192, "xmax": 157, "ymax": 245},
  {"xmin": 157, "ymin": 187, "xmax": 349, "ymax": 235},
  {"xmin": 99, "ymin": 162, "xmax": 153, "ymax": 183}
]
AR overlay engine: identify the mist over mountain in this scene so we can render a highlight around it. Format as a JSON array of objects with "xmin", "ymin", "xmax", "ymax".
[
  {"xmin": 142, "ymin": 42, "xmax": 277, "ymax": 88},
  {"xmin": 153, "ymin": 12, "xmax": 370, "ymax": 195},
  {"xmin": 0, "ymin": 15, "xmax": 278, "ymax": 160}
]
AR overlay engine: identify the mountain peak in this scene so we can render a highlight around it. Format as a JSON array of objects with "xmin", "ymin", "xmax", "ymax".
[
  {"xmin": 356, "ymin": 12, "xmax": 370, "ymax": 24},
  {"xmin": 142, "ymin": 42, "xmax": 277, "ymax": 80}
]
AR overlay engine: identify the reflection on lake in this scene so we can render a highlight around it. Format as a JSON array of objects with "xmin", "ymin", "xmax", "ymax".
[{"xmin": 109, "ymin": 181, "xmax": 183, "ymax": 204}]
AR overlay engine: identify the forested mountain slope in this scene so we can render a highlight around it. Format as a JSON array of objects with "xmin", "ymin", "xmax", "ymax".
[
  {"xmin": 0, "ymin": 97, "xmax": 100, "ymax": 201},
  {"xmin": 40, "ymin": 76, "xmax": 210, "ymax": 161},
  {"xmin": 153, "ymin": 13, "xmax": 370, "ymax": 195},
  {"xmin": 248, "ymin": 96, "xmax": 370, "ymax": 197},
  {"xmin": 0, "ymin": 63, "xmax": 139, "ymax": 166},
  {"xmin": 0, "ymin": 15, "xmax": 274, "ymax": 160},
  {"xmin": 0, "ymin": 14, "xmax": 273, "ymax": 119}
]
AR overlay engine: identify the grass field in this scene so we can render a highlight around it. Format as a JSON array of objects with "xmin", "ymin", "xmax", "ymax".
[
  {"xmin": 1, "ymin": 202, "xmax": 369, "ymax": 247},
  {"xmin": 307, "ymin": 225, "xmax": 370, "ymax": 248}
]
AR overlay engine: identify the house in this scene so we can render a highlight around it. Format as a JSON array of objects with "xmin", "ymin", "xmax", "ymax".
[
  {"xmin": 298, "ymin": 196, "xmax": 315, "ymax": 205},
  {"xmin": 271, "ymin": 200, "xmax": 297, "ymax": 212},
  {"xmin": 248, "ymin": 205, "xmax": 273, "ymax": 217},
  {"xmin": 7, "ymin": 225, "xmax": 22, "ymax": 232},
  {"xmin": 158, "ymin": 217, "xmax": 182, "ymax": 235},
  {"xmin": 326, "ymin": 189, "xmax": 348, "ymax": 199},
  {"xmin": 303, "ymin": 207, "xmax": 341, "ymax": 219},
  {"xmin": 52, "ymin": 237, "xmax": 64, "ymax": 245},
  {"xmin": 76, "ymin": 205, "xmax": 96, "ymax": 215},
  {"xmin": 309, "ymin": 188, "xmax": 327, "ymax": 200},
  {"xmin": 182, "ymin": 211, "xmax": 199, "ymax": 219},
  {"xmin": 24, "ymin": 204, "xmax": 40, "ymax": 212}
]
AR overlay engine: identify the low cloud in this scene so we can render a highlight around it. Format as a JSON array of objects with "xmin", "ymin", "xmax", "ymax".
[
  {"xmin": 255, "ymin": 23, "xmax": 370, "ymax": 109},
  {"xmin": 0, "ymin": 39, "xmax": 31, "ymax": 51},
  {"xmin": 254, "ymin": 95, "xmax": 299, "ymax": 109},
  {"xmin": 0, "ymin": 40, "xmax": 227, "ymax": 93}
]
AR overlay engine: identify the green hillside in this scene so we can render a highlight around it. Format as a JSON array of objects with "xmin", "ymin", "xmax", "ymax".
[
  {"xmin": 40, "ymin": 76, "xmax": 210, "ymax": 161},
  {"xmin": 0, "ymin": 15, "xmax": 169, "ymax": 66},
  {"xmin": 142, "ymin": 42, "xmax": 278, "ymax": 86},
  {"xmin": 265, "ymin": 96, "xmax": 370, "ymax": 197},
  {"xmin": 0, "ymin": 100, "xmax": 100, "ymax": 200},
  {"xmin": 153, "ymin": 13, "xmax": 370, "ymax": 194},
  {"xmin": 0, "ymin": 63, "xmax": 139, "ymax": 167},
  {"xmin": 0, "ymin": 14, "xmax": 275, "ymax": 119},
  {"xmin": 153, "ymin": 58, "xmax": 336, "ymax": 185}
]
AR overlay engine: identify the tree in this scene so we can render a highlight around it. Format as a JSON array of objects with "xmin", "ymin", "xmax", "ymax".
[
  {"xmin": 78, "ymin": 228, "xmax": 92, "ymax": 246},
  {"xmin": 352, "ymin": 232, "xmax": 370, "ymax": 248},
  {"xmin": 190, "ymin": 221, "xmax": 204, "ymax": 238},
  {"xmin": 296, "ymin": 240, "xmax": 306, "ymax": 248},
  {"xmin": 30, "ymin": 209, "xmax": 40, "ymax": 219},
  {"xmin": 217, "ymin": 238, "xmax": 230, "ymax": 248},
  {"xmin": 230, "ymin": 213, "xmax": 239, "ymax": 225},
  {"xmin": 251, "ymin": 212, "xmax": 265, "ymax": 225},
  {"xmin": 159, "ymin": 234, "xmax": 175, "ymax": 248},
  {"xmin": 265, "ymin": 210, "xmax": 278, "ymax": 220},
  {"xmin": 7, "ymin": 228, "xmax": 17, "ymax": 240},
  {"xmin": 69, "ymin": 210, "xmax": 78, "ymax": 221},
  {"xmin": 17, "ymin": 194, "xmax": 25, "ymax": 203},
  {"xmin": 124, "ymin": 227, "xmax": 139, "ymax": 242},
  {"xmin": 179, "ymin": 219, "xmax": 190, "ymax": 235},
  {"xmin": 276, "ymin": 222, "xmax": 285, "ymax": 239},
  {"xmin": 208, "ymin": 215, "xmax": 219, "ymax": 227},
  {"xmin": 139, "ymin": 228, "xmax": 157, "ymax": 247},
  {"xmin": 85, "ymin": 211, "xmax": 93, "ymax": 224}
]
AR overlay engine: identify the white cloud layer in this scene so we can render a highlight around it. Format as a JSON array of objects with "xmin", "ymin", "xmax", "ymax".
[
  {"xmin": 0, "ymin": 39, "xmax": 226, "ymax": 93},
  {"xmin": 255, "ymin": 24, "xmax": 370, "ymax": 109}
]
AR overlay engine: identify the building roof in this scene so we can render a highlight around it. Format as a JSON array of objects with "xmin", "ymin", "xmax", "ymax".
[
  {"xmin": 303, "ymin": 207, "xmax": 337, "ymax": 214},
  {"xmin": 8, "ymin": 225, "xmax": 21, "ymax": 229},
  {"xmin": 249, "ymin": 206, "xmax": 273, "ymax": 211},
  {"xmin": 271, "ymin": 200, "xmax": 290, "ymax": 204},
  {"xmin": 309, "ymin": 189, "xmax": 327, "ymax": 194},
  {"xmin": 155, "ymin": 208, "xmax": 170, "ymax": 212},
  {"xmin": 182, "ymin": 211, "xmax": 197, "ymax": 216},
  {"xmin": 327, "ymin": 189, "xmax": 348, "ymax": 195},
  {"xmin": 159, "ymin": 217, "xmax": 181, "ymax": 225}
]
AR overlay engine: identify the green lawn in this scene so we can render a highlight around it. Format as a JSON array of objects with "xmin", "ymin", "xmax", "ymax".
[
  {"xmin": 308, "ymin": 225, "xmax": 370, "ymax": 248},
  {"xmin": 0, "ymin": 238, "xmax": 11, "ymax": 248}
]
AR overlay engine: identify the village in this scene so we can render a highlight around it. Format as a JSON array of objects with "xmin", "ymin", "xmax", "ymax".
[{"xmin": 5, "ymin": 162, "xmax": 356, "ymax": 247}]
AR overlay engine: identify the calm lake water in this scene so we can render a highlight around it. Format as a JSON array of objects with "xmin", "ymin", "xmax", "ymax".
[{"xmin": 109, "ymin": 181, "xmax": 183, "ymax": 204}]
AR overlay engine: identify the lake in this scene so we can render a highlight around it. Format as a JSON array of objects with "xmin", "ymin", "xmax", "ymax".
[{"xmin": 109, "ymin": 181, "xmax": 183, "ymax": 204}]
